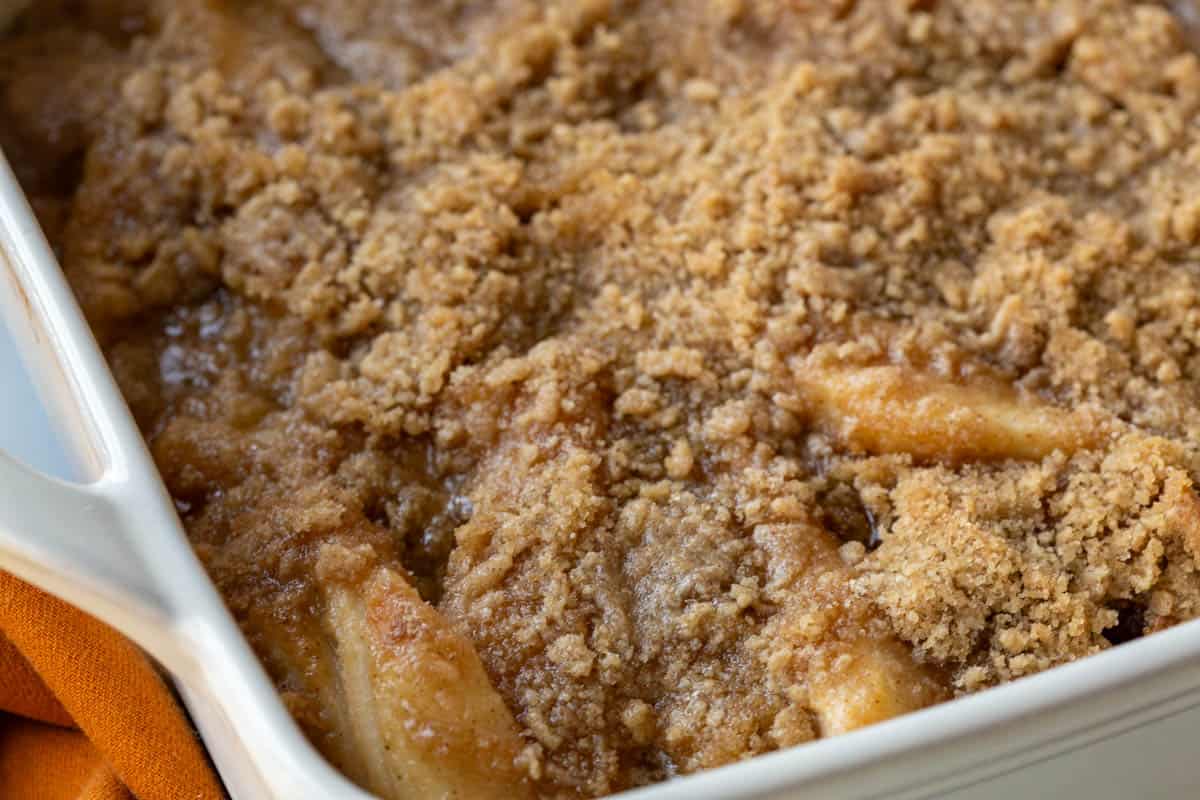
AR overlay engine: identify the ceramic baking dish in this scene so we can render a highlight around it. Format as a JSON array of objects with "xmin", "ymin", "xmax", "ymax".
[{"xmin": 2, "ymin": 141, "xmax": 1200, "ymax": 799}]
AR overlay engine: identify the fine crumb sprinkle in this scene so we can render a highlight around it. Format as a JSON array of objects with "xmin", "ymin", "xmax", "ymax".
[
  {"xmin": 7, "ymin": 1, "xmax": 1200, "ymax": 799},
  {"xmin": 664, "ymin": 438, "xmax": 695, "ymax": 480}
]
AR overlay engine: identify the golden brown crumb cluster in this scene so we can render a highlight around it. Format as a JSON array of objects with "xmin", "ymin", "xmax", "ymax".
[{"xmin": 7, "ymin": 1, "xmax": 1200, "ymax": 797}]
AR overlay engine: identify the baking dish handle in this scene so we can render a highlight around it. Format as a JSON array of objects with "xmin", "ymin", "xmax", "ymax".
[{"xmin": 0, "ymin": 449, "xmax": 168, "ymax": 632}]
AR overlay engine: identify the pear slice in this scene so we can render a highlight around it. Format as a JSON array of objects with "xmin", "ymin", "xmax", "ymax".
[
  {"xmin": 799, "ymin": 362, "xmax": 1104, "ymax": 462},
  {"xmin": 317, "ymin": 544, "xmax": 534, "ymax": 800},
  {"xmin": 752, "ymin": 522, "xmax": 949, "ymax": 738}
]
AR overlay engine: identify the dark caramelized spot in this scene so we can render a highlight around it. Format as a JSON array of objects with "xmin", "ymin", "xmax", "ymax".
[
  {"xmin": 1103, "ymin": 601, "xmax": 1146, "ymax": 647},
  {"xmin": 817, "ymin": 482, "xmax": 880, "ymax": 550}
]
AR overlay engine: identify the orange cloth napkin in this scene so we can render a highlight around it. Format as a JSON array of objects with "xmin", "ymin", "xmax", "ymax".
[{"xmin": 0, "ymin": 571, "xmax": 225, "ymax": 799}]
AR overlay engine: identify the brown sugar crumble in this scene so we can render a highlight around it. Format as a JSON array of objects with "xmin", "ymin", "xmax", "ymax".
[{"xmin": 7, "ymin": 1, "xmax": 1200, "ymax": 797}]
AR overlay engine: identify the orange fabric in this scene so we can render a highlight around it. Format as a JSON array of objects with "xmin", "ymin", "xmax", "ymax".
[{"xmin": 0, "ymin": 572, "xmax": 224, "ymax": 800}]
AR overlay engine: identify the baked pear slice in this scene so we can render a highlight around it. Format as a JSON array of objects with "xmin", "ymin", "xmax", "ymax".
[
  {"xmin": 315, "ymin": 543, "xmax": 534, "ymax": 800},
  {"xmin": 799, "ymin": 361, "xmax": 1105, "ymax": 462}
]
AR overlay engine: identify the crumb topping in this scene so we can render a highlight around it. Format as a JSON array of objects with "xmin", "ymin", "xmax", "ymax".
[{"xmin": 6, "ymin": 1, "xmax": 1200, "ymax": 797}]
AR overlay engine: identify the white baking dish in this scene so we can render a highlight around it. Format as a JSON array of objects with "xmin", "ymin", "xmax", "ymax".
[{"xmin": 2, "ymin": 142, "xmax": 1200, "ymax": 799}]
